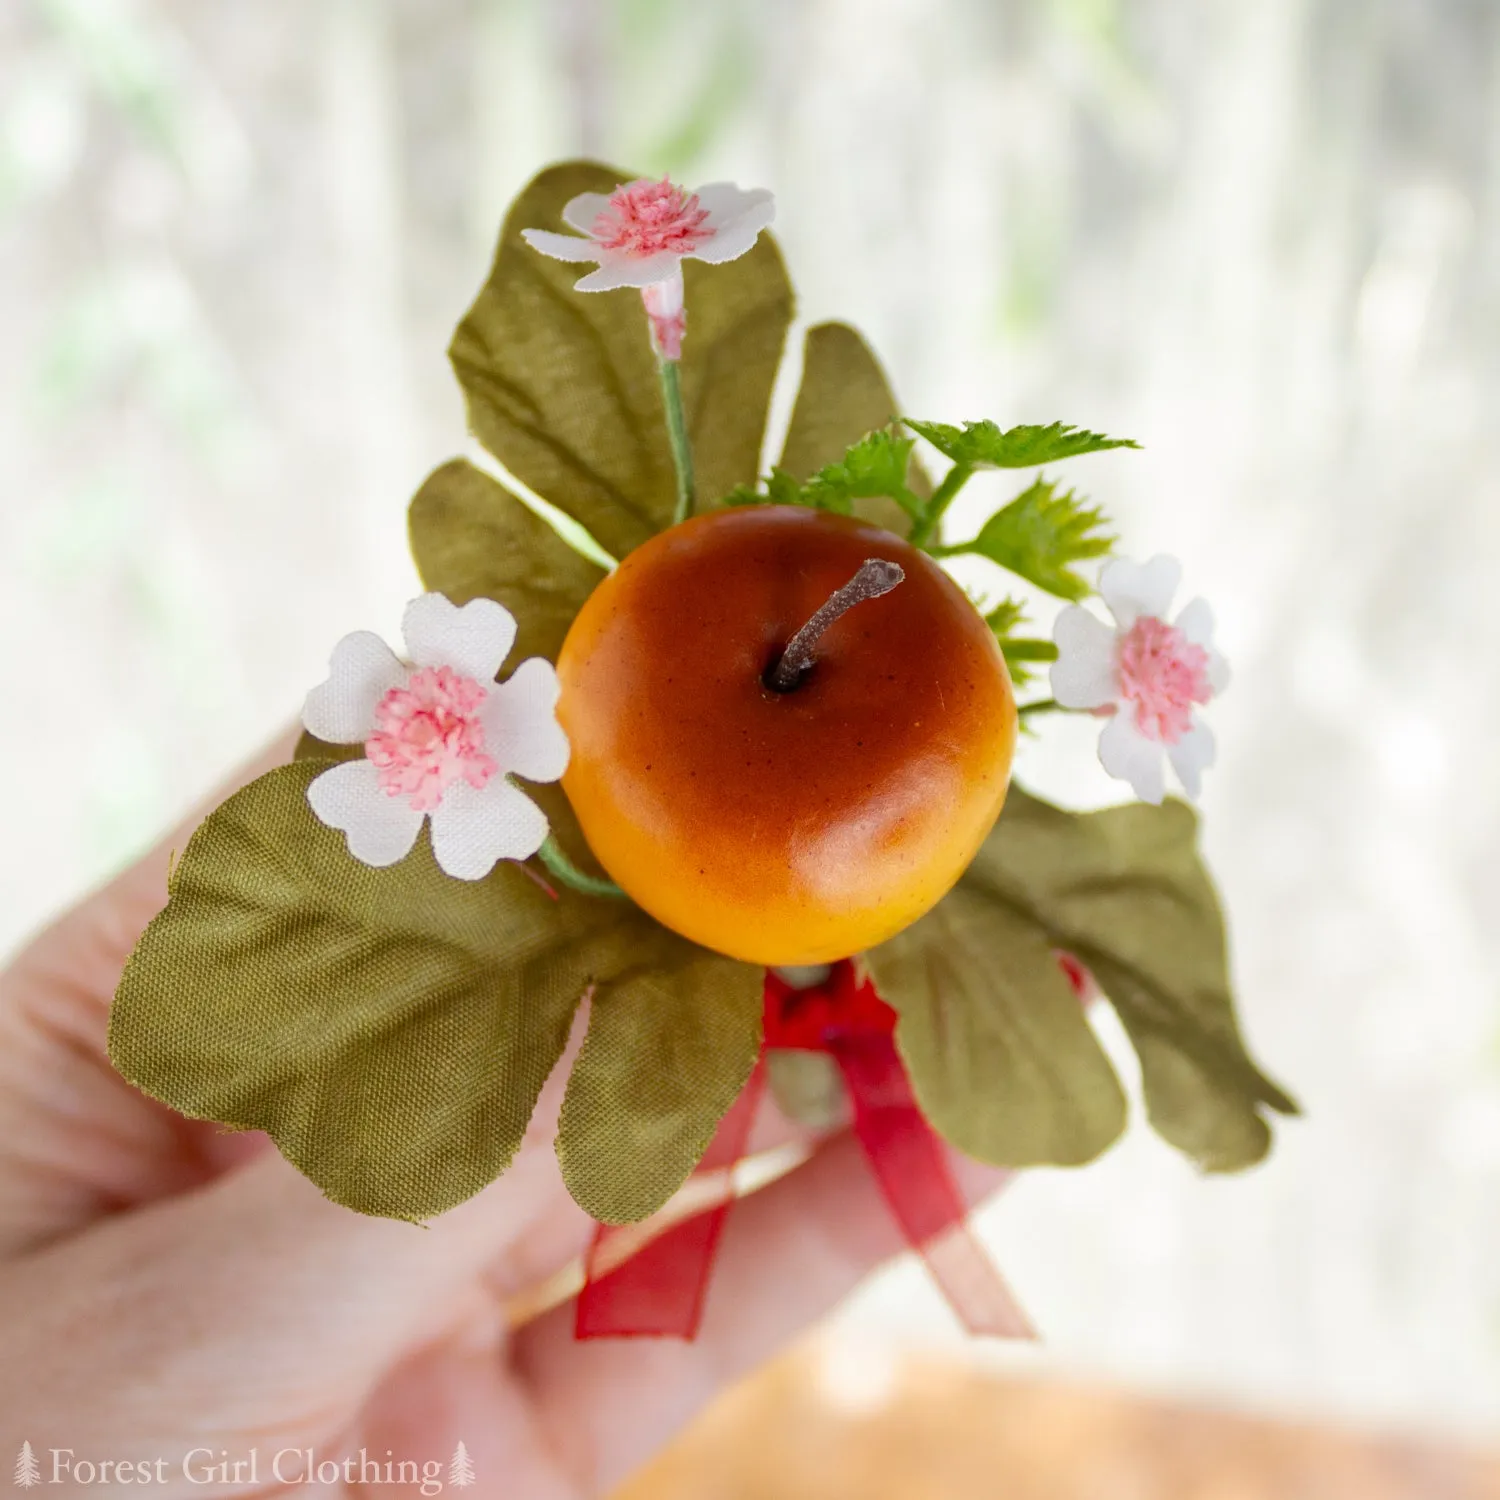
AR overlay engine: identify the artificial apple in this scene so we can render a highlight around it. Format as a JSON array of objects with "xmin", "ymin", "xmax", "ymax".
[{"xmin": 555, "ymin": 506, "xmax": 1017, "ymax": 965}]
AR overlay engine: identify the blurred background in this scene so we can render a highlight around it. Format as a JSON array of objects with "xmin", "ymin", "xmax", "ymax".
[{"xmin": 2, "ymin": 0, "xmax": 1498, "ymax": 1492}]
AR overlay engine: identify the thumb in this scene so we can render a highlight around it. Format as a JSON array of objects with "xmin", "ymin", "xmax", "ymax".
[{"xmin": 0, "ymin": 1063, "xmax": 589, "ymax": 1460}]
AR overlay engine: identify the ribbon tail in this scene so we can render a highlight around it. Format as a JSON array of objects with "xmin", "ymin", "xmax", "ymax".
[
  {"xmin": 575, "ymin": 1058, "xmax": 767, "ymax": 1339},
  {"xmin": 835, "ymin": 1036, "xmax": 1035, "ymax": 1340}
]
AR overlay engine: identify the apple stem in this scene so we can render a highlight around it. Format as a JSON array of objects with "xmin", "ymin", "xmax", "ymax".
[{"xmin": 766, "ymin": 558, "xmax": 906, "ymax": 693}]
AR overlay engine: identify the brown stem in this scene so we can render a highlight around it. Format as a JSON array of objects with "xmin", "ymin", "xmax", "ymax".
[{"xmin": 765, "ymin": 558, "xmax": 905, "ymax": 693}]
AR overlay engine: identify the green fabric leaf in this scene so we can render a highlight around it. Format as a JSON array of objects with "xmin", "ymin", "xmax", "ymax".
[
  {"xmin": 407, "ymin": 457, "xmax": 604, "ymax": 665},
  {"xmin": 450, "ymin": 160, "xmax": 793, "ymax": 558},
  {"xmin": 983, "ymin": 596, "xmax": 1059, "ymax": 687},
  {"xmin": 799, "ymin": 428, "xmax": 921, "ymax": 517},
  {"xmin": 1001, "ymin": 638, "xmax": 1060, "ymax": 689},
  {"xmin": 977, "ymin": 788, "xmax": 1298, "ymax": 1172},
  {"xmin": 556, "ymin": 929, "xmax": 763, "ymax": 1224},
  {"xmin": 779, "ymin": 321, "xmax": 930, "ymax": 535},
  {"xmin": 866, "ymin": 872, "xmax": 1128, "ymax": 1168},
  {"xmin": 951, "ymin": 477, "xmax": 1115, "ymax": 601},
  {"xmin": 906, "ymin": 418, "xmax": 1139, "ymax": 469},
  {"xmin": 108, "ymin": 761, "xmax": 635, "ymax": 1220}
]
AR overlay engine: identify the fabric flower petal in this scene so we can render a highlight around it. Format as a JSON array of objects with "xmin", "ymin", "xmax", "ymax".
[
  {"xmin": 574, "ymin": 251, "xmax": 684, "ymax": 292},
  {"xmin": 482, "ymin": 658, "xmax": 570, "ymax": 783},
  {"xmin": 428, "ymin": 777, "xmax": 549, "ymax": 880},
  {"xmin": 693, "ymin": 182, "xmax": 774, "ymax": 225},
  {"xmin": 1098, "ymin": 711, "xmax": 1168, "ymax": 805},
  {"xmin": 519, "ymin": 228, "xmax": 604, "ymax": 263},
  {"xmin": 560, "ymin": 191, "xmax": 614, "ymax": 234},
  {"xmin": 401, "ymin": 594, "xmax": 517, "ymax": 684},
  {"xmin": 1050, "ymin": 606, "xmax": 1119, "ymax": 709},
  {"xmin": 1168, "ymin": 720, "xmax": 1217, "ymax": 799},
  {"xmin": 690, "ymin": 187, "xmax": 776, "ymax": 264},
  {"xmin": 307, "ymin": 759, "xmax": 425, "ymax": 867},
  {"xmin": 1173, "ymin": 596, "xmax": 1214, "ymax": 646},
  {"xmin": 1099, "ymin": 554, "xmax": 1182, "ymax": 629},
  {"xmin": 302, "ymin": 630, "xmax": 407, "ymax": 744}
]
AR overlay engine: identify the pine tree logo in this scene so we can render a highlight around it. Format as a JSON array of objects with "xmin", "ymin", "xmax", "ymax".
[
  {"xmin": 13, "ymin": 1443, "xmax": 40, "ymax": 1489},
  {"xmin": 447, "ymin": 1441, "xmax": 474, "ymax": 1489}
]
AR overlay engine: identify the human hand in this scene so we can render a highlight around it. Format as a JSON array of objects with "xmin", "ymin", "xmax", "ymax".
[{"xmin": 0, "ymin": 736, "xmax": 1001, "ymax": 1498}]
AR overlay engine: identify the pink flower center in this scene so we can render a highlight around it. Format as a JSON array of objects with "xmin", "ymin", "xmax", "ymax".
[
  {"xmin": 593, "ymin": 178, "xmax": 711, "ymax": 259},
  {"xmin": 1116, "ymin": 617, "xmax": 1212, "ymax": 744},
  {"xmin": 366, "ymin": 666, "xmax": 497, "ymax": 812}
]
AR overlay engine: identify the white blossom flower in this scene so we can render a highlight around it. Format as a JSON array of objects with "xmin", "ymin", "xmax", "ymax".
[
  {"xmin": 1050, "ymin": 555, "xmax": 1230, "ymax": 805},
  {"xmin": 302, "ymin": 594, "xmax": 569, "ymax": 880},
  {"xmin": 521, "ymin": 176, "xmax": 775, "ymax": 359}
]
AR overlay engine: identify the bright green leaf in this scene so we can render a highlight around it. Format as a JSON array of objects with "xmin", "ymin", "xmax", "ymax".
[
  {"xmin": 556, "ymin": 930, "xmax": 764, "ymax": 1224},
  {"xmin": 450, "ymin": 160, "xmax": 793, "ymax": 558},
  {"xmin": 949, "ymin": 477, "xmax": 1115, "ymax": 601},
  {"xmin": 799, "ymin": 428, "xmax": 920, "ymax": 517},
  {"xmin": 906, "ymin": 418, "xmax": 1138, "ymax": 469},
  {"xmin": 983, "ymin": 597, "xmax": 1028, "ymax": 637},
  {"xmin": 777, "ymin": 322, "xmax": 931, "ymax": 534},
  {"xmin": 764, "ymin": 467, "xmax": 804, "ymax": 506},
  {"xmin": 983, "ymin": 597, "xmax": 1060, "ymax": 687}
]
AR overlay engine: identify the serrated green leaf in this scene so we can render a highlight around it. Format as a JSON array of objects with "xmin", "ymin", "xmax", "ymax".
[
  {"xmin": 777, "ymin": 322, "xmax": 931, "ymax": 535},
  {"xmin": 450, "ymin": 160, "xmax": 792, "ymax": 558},
  {"xmin": 556, "ymin": 931, "xmax": 763, "ymax": 1224},
  {"xmin": 949, "ymin": 477, "xmax": 1115, "ymax": 601},
  {"xmin": 983, "ymin": 597, "xmax": 1028, "ymax": 637},
  {"xmin": 982, "ymin": 597, "xmax": 1060, "ymax": 687},
  {"xmin": 764, "ymin": 467, "xmax": 803, "ymax": 506},
  {"xmin": 906, "ymin": 418, "xmax": 1138, "ymax": 469},
  {"xmin": 799, "ymin": 428, "xmax": 919, "ymax": 517},
  {"xmin": 977, "ymin": 788, "xmax": 1298, "ymax": 1172},
  {"xmin": 866, "ymin": 874, "xmax": 1128, "ymax": 1168},
  {"xmin": 408, "ymin": 458, "xmax": 605, "ymax": 664},
  {"xmin": 108, "ymin": 761, "xmax": 635, "ymax": 1220}
]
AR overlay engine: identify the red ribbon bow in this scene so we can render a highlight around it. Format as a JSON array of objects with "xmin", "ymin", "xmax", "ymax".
[{"xmin": 575, "ymin": 961, "xmax": 1032, "ymax": 1340}]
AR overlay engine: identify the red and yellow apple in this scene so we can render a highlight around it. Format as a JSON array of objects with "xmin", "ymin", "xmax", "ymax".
[{"xmin": 555, "ymin": 506, "xmax": 1017, "ymax": 965}]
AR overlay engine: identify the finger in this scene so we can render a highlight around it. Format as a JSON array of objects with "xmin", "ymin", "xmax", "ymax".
[
  {"xmin": 511, "ymin": 1132, "xmax": 1012, "ymax": 1494},
  {"xmin": 0, "ymin": 984, "xmax": 597, "ymax": 1463},
  {"xmin": 0, "ymin": 1125, "xmax": 575, "ymax": 1463},
  {"xmin": 0, "ymin": 997, "xmax": 836, "ymax": 1463},
  {"xmin": 0, "ymin": 729, "xmax": 298, "ymax": 1253}
]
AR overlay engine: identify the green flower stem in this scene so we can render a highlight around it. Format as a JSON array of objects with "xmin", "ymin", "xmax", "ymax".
[
  {"xmin": 1017, "ymin": 697, "xmax": 1063, "ymax": 718},
  {"xmin": 658, "ymin": 356, "xmax": 696, "ymax": 526},
  {"xmin": 909, "ymin": 461, "xmax": 974, "ymax": 549},
  {"xmin": 537, "ymin": 835, "xmax": 628, "ymax": 900}
]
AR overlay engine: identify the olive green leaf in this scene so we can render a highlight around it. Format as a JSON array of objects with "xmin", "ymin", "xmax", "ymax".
[
  {"xmin": 108, "ymin": 761, "xmax": 634, "ymax": 1221},
  {"xmin": 407, "ymin": 457, "xmax": 605, "ymax": 664},
  {"xmin": 778, "ymin": 321, "xmax": 931, "ymax": 535},
  {"xmin": 450, "ymin": 160, "xmax": 793, "ymax": 558},
  {"xmin": 866, "ymin": 877, "xmax": 1128, "ymax": 1168},
  {"xmin": 556, "ymin": 929, "xmax": 764, "ymax": 1224},
  {"xmin": 978, "ymin": 788, "xmax": 1299, "ymax": 1172}
]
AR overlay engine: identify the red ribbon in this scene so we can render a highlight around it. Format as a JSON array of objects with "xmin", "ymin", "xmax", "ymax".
[{"xmin": 575, "ymin": 961, "xmax": 1034, "ymax": 1341}]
